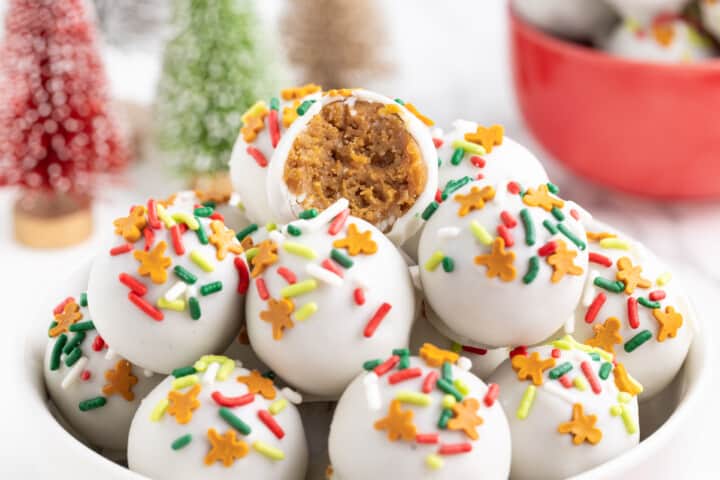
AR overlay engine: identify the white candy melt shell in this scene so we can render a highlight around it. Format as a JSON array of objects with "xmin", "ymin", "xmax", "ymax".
[
  {"xmin": 572, "ymin": 218, "xmax": 693, "ymax": 400},
  {"xmin": 603, "ymin": 0, "xmax": 691, "ymax": 26},
  {"xmin": 265, "ymin": 89, "xmax": 439, "ymax": 246},
  {"xmin": 418, "ymin": 180, "xmax": 589, "ymax": 348},
  {"xmin": 489, "ymin": 343, "xmax": 640, "ymax": 479},
  {"xmin": 329, "ymin": 355, "xmax": 511, "ymax": 479},
  {"xmin": 88, "ymin": 196, "xmax": 245, "ymax": 374},
  {"xmin": 246, "ymin": 208, "xmax": 416, "ymax": 398},
  {"xmin": 43, "ymin": 258, "xmax": 161, "ymax": 451},
  {"xmin": 128, "ymin": 361, "xmax": 308, "ymax": 480}
]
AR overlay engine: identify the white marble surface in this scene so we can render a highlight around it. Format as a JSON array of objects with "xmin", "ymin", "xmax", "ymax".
[{"xmin": 1, "ymin": 0, "xmax": 718, "ymax": 477}]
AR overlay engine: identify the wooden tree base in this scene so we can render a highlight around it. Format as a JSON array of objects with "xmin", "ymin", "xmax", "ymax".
[
  {"xmin": 13, "ymin": 191, "xmax": 93, "ymax": 248},
  {"xmin": 191, "ymin": 171, "xmax": 233, "ymax": 203}
]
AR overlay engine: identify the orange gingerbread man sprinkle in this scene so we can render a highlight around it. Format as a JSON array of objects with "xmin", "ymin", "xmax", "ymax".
[
  {"xmin": 333, "ymin": 223, "xmax": 378, "ymax": 256},
  {"xmin": 454, "ymin": 185, "xmax": 496, "ymax": 217},
  {"xmin": 134, "ymin": 240, "xmax": 172, "ymax": 284},
  {"xmin": 237, "ymin": 369, "xmax": 276, "ymax": 400},
  {"xmin": 404, "ymin": 102, "xmax": 434, "ymax": 126},
  {"xmin": 374, "ymin": 399, "xmax": 417, "ymax": 442},
  {"xmin": 260, "ymin": 297, "xmax": 295, "ymax": 341},
  {"xmin": 419, "ymin": 343, "xmax": 459, "ymax": 367},
  {"xmin": 280, "ymin": 83, "xmax": 321, "ymax": 100},
  {"xmin": 652, "ymin": 22, "xmax": 675, "ymax": 47},
  {"xmin": 282, "ymin": 100, "xmax": 301, "ymax": 128},
  {"xmin": 251, "ymin": 239, "xmax": 278, "ymax": 277},
  {"xmin": 585, "ymin": 317, "xmax": 623, "ymax": 355},
  {"xmin": 613, "ymin": 362, "xmax": 643, "ymax": 396},
  {"xmin": 102, "ymin": 360, "xmax": 138, "ymax": 401},
  {"xmin": 193, "ymin": 189, "xmax": 231, "ymax": 205},
  {"xmin": 547, "ymin": 240, "xmax": 584, "ymax": 283},
  {"xmin": 49, "ymin": 300, "xmax": 82, "ymax": 337},
  {"xmin": 157, "ymin": 193, "xmax": 177, "ymax": 208},
  {"xmin": 240, "ymin": 101, "xmax": 269, "ymax": 143},
  {"xmin": 167, "ymin": 384, "xmax": 201, "ymax": 424},
  {"xmin": 205, "ymin": 428, "xmax": 249, "ymax": 466},
  {"xmin": 464, "ymin": 124, "xmax": 504, "ymax": 153},
  {"xmin": 586, "ymin": 231, "xmax": 617, "ymax": 242},
  {"xmin": 113, "ymin": 206, "xmax": 147, "ymax": 242},
  {"xmin": 208, "ymin": 220, "xmax": 244, "ymax": 260},
  {"xmin": 652, "ymin": 306, "xmax": 683, "ymax": 342},
  {"xmin": 324, "ymin": 88, "xmax": 354, "ymax": 97},
  {"xmin": 522, "ymin": 184, "xmax": 565, "ymax": 212},
  {"xmin": 558, "ymin": 403, "xmax": 603, "ymax": 445},
  {"xmin": 448, "ymin": 397, "xmax": 484, "ymax": 440},
  {"xmin": 475, "ymin": 237, "xmax": 516, "ymax": 282},
  {"xmin": 511, "ymin": 351, "xmax": 556, "ymax": 385},
  {"xmin": 616, "ymin": 257, "xmax": 651, "ymax": 294}
]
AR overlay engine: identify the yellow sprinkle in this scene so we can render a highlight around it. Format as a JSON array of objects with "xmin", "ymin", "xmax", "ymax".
[
  {"xmin": 424, "ymin": 250, "xmax": 445, "ymax": 272},
  {"xmin": 469, "ymin": 220, "xmax": 493, "ymax": 245},
  {"xmin": 172, "ymin": 374, "xmax": 199, "ymax": 390},
  {"xmin": 573, "ymin": 376, "xmax": 587, "ymax": 391},
  {"xmin": 157, "ymin": 297, "xmax": 185, "ymax": 311},
  {"xmin": 156, "ymin": 204, "xmax": 176, "ymax": 228},
  {"xmin": 280, "ymin": 279, "xmax": 318, "ymax": 298},
  {"xmin": 245, "ymin": 247, "xmax": 259, "ymax": 262},
  {"xmin": 217, "ymin": 359, "xmax": 236, "ymax": 381},
  {"xmin": 599, "ymin": 237, "xmax": 630, "ymax": 250},
  {"xmin": 656, "ymin": 272, "xmax": 672, "ymax": 286},
  {"xmin": 618, "ymin": 392, "xmax": 632, "ymax": 404},
  {"xmin": 442, "ymin": 394, "xmax": 456, "ymax": 409},
  {"xmin": 282, "ymin": 241, "xmax": 317, "ymax": 259},
  {"xmin": 269, "ymin": 398, "xmax": 288, "ymax": 415},
  {"xmin": 194, "ymin": 355, "xmax": 231, "ymax": 372},
  {"xmin": 452, "ymin": 139, "xmax": 487, "ymax": 156},
  {"xmin": 426, "ymin": 454, "xmax": 444, "ymax": 470},
  {"xmin": 517, "ymin": 385, "xmax": 536, "ymax": 420},
  {"xmin": 295, "ymin": 302, "xmax": 318, "ymax": 321},
  {"xmin": 190, "ymin": 249, "xmax": 215, "ymax": 272},
  {"xmin": 171, "ymin": 212, "xmax": 199, "ymax": 230},
  {"xmin": 253, "ymin": 441, "xmax": 285, "ymax": 460},
  {"xmin": 620, "ymin": 405, "xmax": 637, "ymax": 434},
  {"xmin": 453, "ymin": 378, "xmax": 470, "ymax": 396},
  {"xmin": 150, "ymin": 398, "xmax": 169, "ymax": 421},
  {"xmin": 450, "ymin": 341, "xmax": 462, "ymax": 354},
  {"xmin": 242, "ymin": 100, "xmax": 268, "ymax": 122},
  {"xmin": 395, "ymin": 391, "xmax": 432, "ymax": 407},
  {"xmin": 551, "ymin": 339, "xmax": 573, "ymax": 350},
  {"xmin": 265, "ymin": 222, "xmax": 277, "ymax": 232},
  {"xmin": 610, "ymin": 405, "xmax": 622, "ymax": 416}
]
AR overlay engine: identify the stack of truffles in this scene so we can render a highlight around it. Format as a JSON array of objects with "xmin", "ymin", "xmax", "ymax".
[{"xmin": 43, "ymin": 86, "xmax": 694, "ymax": 479}]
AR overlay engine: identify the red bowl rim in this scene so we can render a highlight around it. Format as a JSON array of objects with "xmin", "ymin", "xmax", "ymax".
[{"xmin": 509, "ymin": 7, "xmax": 720, "ymax": 72}]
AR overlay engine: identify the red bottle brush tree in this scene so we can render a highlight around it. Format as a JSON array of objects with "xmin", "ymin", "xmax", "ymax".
[{"xmin": 0, "ymin": 0, "xmax": 128, "ymax": 247}]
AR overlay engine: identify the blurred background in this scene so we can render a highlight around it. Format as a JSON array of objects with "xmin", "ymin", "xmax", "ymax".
[{"xmin": 0, "ymin": 0, "xmax": 717, "ymax": 475}]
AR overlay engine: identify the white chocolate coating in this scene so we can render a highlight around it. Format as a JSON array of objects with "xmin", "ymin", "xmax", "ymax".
[
  {"xmin": 418, "ymin": 180, "xmax": 589, "ymax": 348},
  {"xmin": 43, "ymin": 258, "xmax": 161, "ymax": 450},
  {"xmin": 329, "ymin": 353, "xmax": 511, "ymax": 480},
  {"xmin": 411, "ymin": 301, "xmax": 507, "ymax": 380},
  {"xmin": 88, "ymin": 194, "xmax": 246, "ymax": 374},
  {"xmin": 489, "ymin": 343, "xmax": 640, "ymax": 479},
  {"xmin": 602, "ymin": 18, "xmax": 716, "ymax": 62},
  {"xmin": 701, "ymin": 0, "xmax": 720, "ymax": 40},
  {"xmin": 128, "ymin": 360, "xmax": 308, "ymax": 479},
  {"xmin": 230, "ymin": 90, "xmax": 322, "ymax": 224},
  {"xmin": 266, "ymin": 89, "xmax": 439, "ymax": 246},
  {"xmin": 436, "ymin": 120, "xmax": 549, "ymax": 191},
  {"xmin": 572, "ymin": 217, "xmax": 694, "ymax": 399},
  {"xmin": 402, "ymin": 121, "xmax": 550, "ymax": 261},
  {"xmin": 604, "ymin": 0, "xmax": 691, "ymax": 25},
  {"xmin": 513, "ymin": 0, "xmax": 617, "ymax": 41},
  {"xmin": 246, "ymin": 204, "xmax": 416, "ymax": 397}
]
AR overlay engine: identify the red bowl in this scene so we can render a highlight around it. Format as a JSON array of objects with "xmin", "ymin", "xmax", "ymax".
[{"xmin": 510, "ymin": 10, "xmax": 720, "ymax": 199}]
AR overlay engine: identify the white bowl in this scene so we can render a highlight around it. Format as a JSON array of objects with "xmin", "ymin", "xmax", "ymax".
[{"xmin": 19, "ymin": 288, "xmax": 711, "ymax": 479}]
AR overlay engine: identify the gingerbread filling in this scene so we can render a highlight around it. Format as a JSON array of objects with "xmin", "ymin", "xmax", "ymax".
[{"xmin": 283, "ymin": 100, "xmax": 427, "ymax": 231}]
